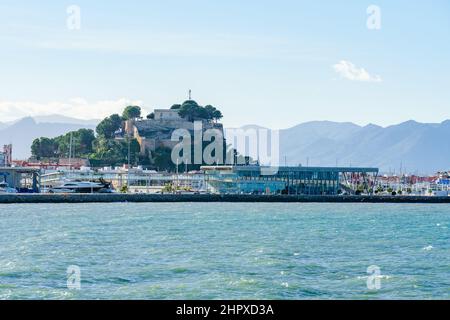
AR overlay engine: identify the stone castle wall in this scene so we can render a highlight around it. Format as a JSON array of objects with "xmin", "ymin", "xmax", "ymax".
[{"xmin": 132, "ymin": 118, "xmax": 224, "ymax": 155}]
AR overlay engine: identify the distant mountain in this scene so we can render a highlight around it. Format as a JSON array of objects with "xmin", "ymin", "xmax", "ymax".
[
  {"xmin": 234, "ymin": 120, "xmax": 450, "ymax": 174},
  {"xmin": 0, "ymin": 119, "xmax": 16, "ymax": 130},
  {"xmin": 0, "ymin": 115, "xmax": 99, "ymax": 130},
  {"xmin": 0, "ymin": 117, "xmax": 97, "ymax": 159},
  {"xmin": 32, "ymin": 114, "xmax": 100, "ymax": 125},
  {"xmin": 2, "ymin": 114, "xmax": 449, "ymax": 174}
]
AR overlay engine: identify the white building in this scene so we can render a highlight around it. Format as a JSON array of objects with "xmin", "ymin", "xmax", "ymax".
[{"xmin": 40, "ymin": 167, "xmax": 207, "ymax": 193}]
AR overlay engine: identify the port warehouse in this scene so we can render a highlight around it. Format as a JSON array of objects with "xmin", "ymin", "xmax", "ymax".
[{"xmin": 1, "ymin": 165, "xmax": 379, "ymax": 195}]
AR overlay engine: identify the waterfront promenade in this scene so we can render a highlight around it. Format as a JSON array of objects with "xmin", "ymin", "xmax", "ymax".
[{"xmin": 1, "ymin": 194, "xmax": 450, "ymax": 204}]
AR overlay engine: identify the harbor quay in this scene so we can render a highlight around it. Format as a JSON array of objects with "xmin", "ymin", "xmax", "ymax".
[
  {"xmin": 1, "ymin": 193, "xmax": 450, "ymax": 204},
  {"xmin": 3, "ymin": 164, "xmax": 380, "ymax": 196},
  {"xmin": 2, "ymin": 164, "xmax": 450, "ymax": 198}
]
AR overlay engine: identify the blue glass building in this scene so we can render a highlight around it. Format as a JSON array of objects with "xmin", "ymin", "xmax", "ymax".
[{"xmin": 202, "ymin": 165, "xmax": 379, "ymax": 195}]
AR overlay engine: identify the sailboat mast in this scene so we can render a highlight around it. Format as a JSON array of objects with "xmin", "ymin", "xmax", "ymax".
[{"xmin": 68, "ymin": 132, "xmax": 73, "ymax": 171}]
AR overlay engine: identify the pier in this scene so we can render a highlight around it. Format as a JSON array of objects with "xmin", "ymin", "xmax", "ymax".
[{"xmin": 1, "ymin": 194, "xmax": 450, "ymax": 204}]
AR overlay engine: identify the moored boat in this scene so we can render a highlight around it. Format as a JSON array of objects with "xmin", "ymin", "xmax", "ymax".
[
  {"xmin": 0, "ymin": 182, "xmax": 17, "ymax": 194},
  {"xmin": 48, "ymin": 180, "xmax": 113, "ymax": 194}
]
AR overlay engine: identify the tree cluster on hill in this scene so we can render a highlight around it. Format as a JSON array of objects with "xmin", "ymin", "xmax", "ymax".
[
  {"xmin": 96, "ymin": 106, "xmax": 142, "ymax": 138},
  {"xmin": 95, "ymin": 114, "xmax": 123, "ymax": 139},
  {"xmin": 122, "ymin": 106, "xmax": 142, "ymax": 120},
  {"xmin": 31, "ymin": 129, "xmax": 96, "ymax": 160},
  {"xmin": 90, "ymin": 136, "xmax": 141, "ymax": 166},
  {"xmin": 146, "ymin": 100, "xmax": 223, "ymax": 123},
  {"xmin": 178, "ymin": 100, "xmax": 223, "ymax": 122},
  {"xmin": 31, "ymin": 106, "xmax": 143, "ymax": 165}
]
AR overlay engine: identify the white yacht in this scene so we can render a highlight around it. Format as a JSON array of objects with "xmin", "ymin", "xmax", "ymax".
[{"xmin": 49, "ymin": 180, "xmax": 113, "ymax": 194}]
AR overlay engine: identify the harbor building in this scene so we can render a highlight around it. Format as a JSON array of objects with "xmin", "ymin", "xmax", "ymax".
[
  {"xmin": 40, "ymin": 165, "xmax": 379, "ymax": 195},
  {"xmin": 40, "ymin": 167, "xmax": 206, "ymax": 194},
  {"xmin": 0, "ymin": 167, "xmax": 41, "ymax": 193},
  {"xmin": 201, "ymin": 165, "xmax": 379, "ymax": 195}
]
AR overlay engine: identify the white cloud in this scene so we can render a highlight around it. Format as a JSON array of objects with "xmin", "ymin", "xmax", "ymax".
[
  {"xmin": 0, "ymin": 98, "xmax": 147, "ymax": 122},
  {"xmin": 333, "ymin": 60, "xmax": 382, "ymax": 82}
]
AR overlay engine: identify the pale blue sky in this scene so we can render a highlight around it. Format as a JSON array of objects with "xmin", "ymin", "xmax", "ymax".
[{"xmin": 0, "ymin": 0, "xmax": 449, "ymax": 128}]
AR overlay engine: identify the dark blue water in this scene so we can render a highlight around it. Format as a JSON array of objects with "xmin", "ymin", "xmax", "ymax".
[{"xmin": 0, "ymin": 203, "xmax": 449, "ymax": 299}]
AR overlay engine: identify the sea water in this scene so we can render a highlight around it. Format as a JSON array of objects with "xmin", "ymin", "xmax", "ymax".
[{"xmin": 0, "ymin": 203, "xmax": 449, "ymax": 299}]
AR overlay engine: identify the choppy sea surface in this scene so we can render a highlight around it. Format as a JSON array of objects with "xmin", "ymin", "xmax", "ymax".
[{"xmin": 0, "ymin": 203, "xmax": 449, "ymax": 300}]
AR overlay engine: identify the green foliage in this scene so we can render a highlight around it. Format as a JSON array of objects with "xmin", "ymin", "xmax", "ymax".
[
  {"xmin": 53, "ymin": 129, "xmax": 95, "ymax": 157},
  {"xmin": 162, "ymin": 183, "xmax": 175, "ymax": 193},
  {"xmin": 31, "ymin": 129, "xmax": 95, "ymax": 160},
  {"xmin": 204, "ymin": 105, "xmax": 223, "ymax": 121},
  {"xmin": 178, "ymin": 100, "xmax": 201, "ymax": 121},
  {"xmin": 147, "ymin": 112, "xmax": 155, "ymax": 119},
  {"xmin": 76, "ymin": 129, "xmax": 96, "ymax": 154},
  {"xmin": 375, "ymin": 186, "xmax": 384, "ymax": 194},
  {"xmin": 152, "ymin": 147, "xmax": 176, "ymax": 172},
  {"xmin": 170, "ymin": 104, "xmax": 181, "ymax": 110},
  {"xmin": 178, "ymin": 100, "xmax": 223, "ymax": 122},
  {"xmin": 91, "ymin": 137, "xmax": 125, "ymax": 162},
  {"xmin": 90, "ymin": 136, "xmax": 141, "ymax": 166},
  {"xmin": 122, "ymin": 106, "xmax": 141, "ymax": 120},
  {"xmin": 31, "ymin": 137, "xmax": 58, "ymax": 159},
  {"xmin": 120, "ymin": 185, "xmax": 128, "ymax": 193},
  {"xmin": 96, "ymin": 114, "xmax": 123, "ymax": 139}
]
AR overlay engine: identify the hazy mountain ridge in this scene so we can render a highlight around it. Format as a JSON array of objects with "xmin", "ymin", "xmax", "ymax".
[
  {"xmin": 0, "ymin": 117, "xmax": 97, "ymax": 159},
  {"xmin": 278, "ymin": 120, "xmax": 450, "ymax": 174},
  {"xmin": 32, "ymin": 114, "xmax": 100, "ymax": 125},
  {"xmin": 1, "ymin": 115, "xmax": 449, "ymax": 173}
]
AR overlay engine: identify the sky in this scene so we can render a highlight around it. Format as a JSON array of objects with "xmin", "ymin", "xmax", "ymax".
[{"xmin": 0, "ymin": 0, "xmax": 449, "ymax": 129}]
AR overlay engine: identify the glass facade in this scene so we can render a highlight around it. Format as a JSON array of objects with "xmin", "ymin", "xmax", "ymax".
[{"xmin": 203, "ymin": 166, "xmax": 379, "ymax": 195}]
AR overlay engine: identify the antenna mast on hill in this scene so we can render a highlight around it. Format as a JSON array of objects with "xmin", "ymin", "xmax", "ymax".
[{"xmin": 189, "ymin": 89, "xmax": 192, "ymax": 100}]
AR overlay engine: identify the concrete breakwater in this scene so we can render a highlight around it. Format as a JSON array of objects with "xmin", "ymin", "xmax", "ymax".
[{"xmin": 1, "ymin": 194, "xmax": 450, "ymax": 204}]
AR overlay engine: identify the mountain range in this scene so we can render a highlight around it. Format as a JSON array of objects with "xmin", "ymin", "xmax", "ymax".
[
  {"xmin": 0, "ymin": 115, "xmax": 98, "ymax": 160},
  {"xmin": 233, "ymin": 120, "xmax": 450, "ymax": 174},
  {"xmin": 288, "ymin": 120, "xmax": 450, "ymax": 174},
  {"xmin": 1, "ymin": 115, "xmax": 449, "ymax": 174}
]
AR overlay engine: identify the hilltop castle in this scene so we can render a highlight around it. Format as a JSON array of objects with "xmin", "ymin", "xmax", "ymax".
[{"xmin": 119, "ymin": 100, "xmax": 225, "ymax": 157}]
